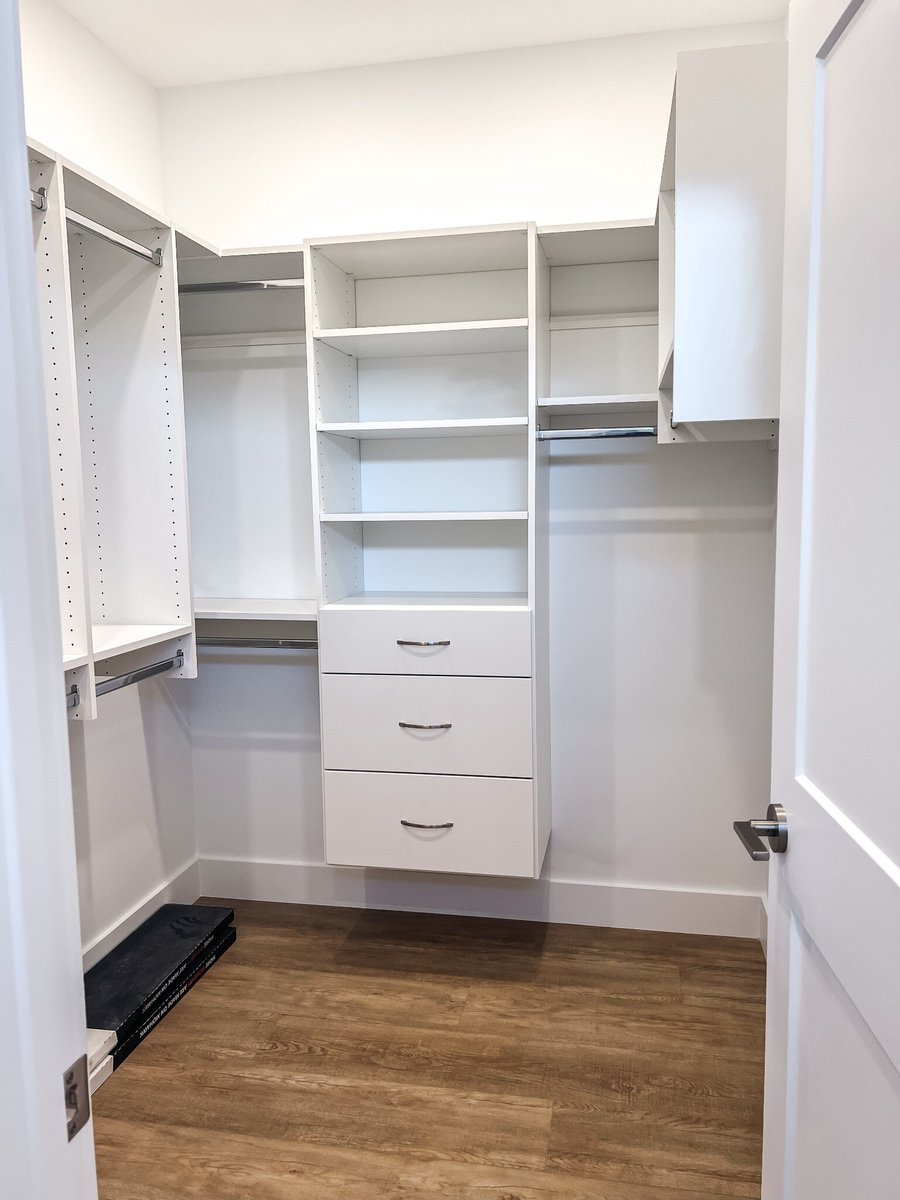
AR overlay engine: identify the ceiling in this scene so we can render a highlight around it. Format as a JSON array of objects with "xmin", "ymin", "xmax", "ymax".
[{"xmin": 52, "ymin": 0, "xmax": 787, "ymax": 89}]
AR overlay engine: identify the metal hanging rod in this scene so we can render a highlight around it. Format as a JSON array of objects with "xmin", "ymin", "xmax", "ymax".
[
  {"xmin": 30, "ymin": 187, "xmax": 47, "ymax": 212},
  {"xmin": 197, "ymin": 637, "xmax": 317, "ymax": 650},
  {"xmin": 65, "ymin": 685, "xmax": 80, "ymax": 711},
  {"xmin": 178, "ymin": 279, "xmax": 304, "ymax": 295},
  {"xmin": 66, "ymin": 209, "xmax": 163, "ymax": 269},
  {"xmin": 95, "ymin": 650, "xmax": 184, "ymax": 698},
  {"xmin": 537, "ymin": 426, "xmax": 657, "ymax": 441}
]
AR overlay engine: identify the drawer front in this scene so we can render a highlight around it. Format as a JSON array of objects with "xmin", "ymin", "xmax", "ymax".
[
  {"xmin": 321, "ymin": 674, "xmax": 533, "ymax": 778},
  {"xmin": 324, "ymin": 770, "xmax": 535, "ymax": 877},
  {"xmin": 318, "ymin": 607, "xmax": 531, "ymax": 677}
]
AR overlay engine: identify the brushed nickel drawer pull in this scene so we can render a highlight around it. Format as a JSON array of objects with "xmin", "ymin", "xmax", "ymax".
[
  {"xmin": 398, "ymin": 721, "xmax": 452, "ymax": 730},
  {"xmin": 401, "ymin": 820, "xmax": 454, "ymax": 830},
  {"xmin": 396, "ymin": 639, "xmax": 451, "ymax": 647}
]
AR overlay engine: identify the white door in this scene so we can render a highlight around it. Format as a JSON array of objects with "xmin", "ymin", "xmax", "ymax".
[
  {"xmin": 0, "ymin": 1, "xmax": 98, "ymax": 1195},
  {"xmin": 760, "ymin": 1, "xmax": 900, "ymax": 1196}
]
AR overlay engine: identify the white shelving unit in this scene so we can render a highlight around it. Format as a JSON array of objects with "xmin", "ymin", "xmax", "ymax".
[
  {"xmin": 178, "ymin": 247, "xmax": 317, "ymax": 623},
  {"xmin": 306, "ymin": 223, "xmax": 550, "ymax": 879},
  {"xmin": 27, "ymin": 144, "xmax": 197, "ymax": 717},
  {"xmin": 64, "ymin": 162, "xmax": 196, "ymax": 688}
]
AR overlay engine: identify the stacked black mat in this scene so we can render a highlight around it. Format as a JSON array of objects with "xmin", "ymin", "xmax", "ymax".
[{"xmin": 85, "ymin": 904, "xmax": 236, "ymax": 1069}]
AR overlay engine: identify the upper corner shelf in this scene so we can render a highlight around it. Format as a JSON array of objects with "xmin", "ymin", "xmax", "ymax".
[
  {"xmin": 537, "ymin": 221, "xmax": 659, "ymax": 267},
  {"xmin": 308, "ymin": 225, "xmax": 529, "ymax": 279},
  {"xmin": 313, "ymin": 319, "xmax": 528, "ymax": 358}
]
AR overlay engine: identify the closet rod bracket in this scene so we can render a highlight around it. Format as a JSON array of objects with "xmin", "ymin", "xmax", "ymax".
[
  {"xmin": 66, "ymin": 208, "xmax": 163, "ymax": 269},
  {"xmin": 95, "ymin": 649, "xmax": 184, "ymax": 698}
]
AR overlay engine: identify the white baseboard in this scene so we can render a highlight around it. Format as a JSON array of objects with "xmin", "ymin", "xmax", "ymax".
[
  {"xmin": 81, "ymin": 857, "xmax": 201, "ymax": 971},
  {"xmin": 199, "ymin": 856, "xmax": 765, "ymax": 940}
]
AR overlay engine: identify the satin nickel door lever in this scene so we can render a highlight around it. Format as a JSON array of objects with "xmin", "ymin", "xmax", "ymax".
[{"xmin": 734, "ymin": 803, "xmax": 788, "ymax": 860}]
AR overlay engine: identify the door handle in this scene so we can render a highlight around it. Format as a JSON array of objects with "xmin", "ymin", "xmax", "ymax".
[
  {"xmin": 734, "ymin": 803, "xmax": 788, "ymax": 860},
  {"xmin": 396, "ymin": 639, "xmax": 450, "ymax": 648},
  {"xmin": 398, "ymin": 722, "xmax": 452, "ymax": 730}
]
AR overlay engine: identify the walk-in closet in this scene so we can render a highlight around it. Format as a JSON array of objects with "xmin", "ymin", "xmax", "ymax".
[{"xmin": 5, "ymin": 2, "xmax": 898, "ymax": 1198}]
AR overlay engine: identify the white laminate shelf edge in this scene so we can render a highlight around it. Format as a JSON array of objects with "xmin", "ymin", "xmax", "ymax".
[
  {"xmin": 317, "ymin": 418, "xmax": 529, "ymax": 440},
  {"xmin": 320, "ymin": 511, "xmax": 529, "ymax": 523},
  {"xmin": 91, "ymin": 623, "xmax": 193, "ymax": 659},
  {"xmin": 194, "ymin": 598, "xmax": 317, "ymax": 620},
  {"xmin": 313, "ymin": 319, "xmax": 528, "ymax": 358},
  {"xmin": 538, "ymin": 394, "xmax": 658, "ymax": 416},
  {"xmin": 321, "ymin": 592, "xmax": 530, "ymax": 611}
]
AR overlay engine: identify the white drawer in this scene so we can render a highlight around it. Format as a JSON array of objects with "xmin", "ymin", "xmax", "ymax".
[
  {"xmin": 320, "ymin": 673, "xmax": 533, "ymax": 778},
  {"xmin": 324, "ymin": 770, "xmax": 535, "ymax": 877},
  {"xmin": 318, "ymin": 606, "xmax": 531, "ymax": 676}
]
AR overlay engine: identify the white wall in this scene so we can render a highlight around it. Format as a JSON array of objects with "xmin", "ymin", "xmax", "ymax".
[
  {"xmin": 159, "ymin": 20, "xmax": 784, "ymax": 247},
  {"xmin": 70, "ymin": 681, "xmax": 198, "ymax": 969},
  {"xmin": 192, "ymin": 441, "xmax": 776, "ymax": 937},
  {"xmin": 18, "ymin": 0, "xmax": 166, "ymax": 212}
]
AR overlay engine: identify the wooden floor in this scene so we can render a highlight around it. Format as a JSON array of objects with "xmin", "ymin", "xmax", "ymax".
[{"xmin": 93, "ymin": 900, "xmax": 766, "ymax": 1199}]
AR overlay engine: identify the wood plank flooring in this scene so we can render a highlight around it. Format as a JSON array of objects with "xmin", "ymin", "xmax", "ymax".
[{"xmin": 92, "ymin": 900, "xmax": 766, "ymax": 1199}]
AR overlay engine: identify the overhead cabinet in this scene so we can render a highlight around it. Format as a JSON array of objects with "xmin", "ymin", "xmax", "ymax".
[{"xmin": 658, "ymin": 42, "xmax": 787, "ymax": 440}]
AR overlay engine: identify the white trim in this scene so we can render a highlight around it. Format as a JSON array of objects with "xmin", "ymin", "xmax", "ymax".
[
  {"xmin": 199, "ymin": 856, "xmax": 765, "ymax": 941},
  {"xmin": 81, "ymin": 858, "xmax": 201, "ymax": 970}
]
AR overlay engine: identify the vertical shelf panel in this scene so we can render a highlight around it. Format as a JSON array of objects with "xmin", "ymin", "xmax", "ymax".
[{"xmin": 29, "ymin": 149, "xmax": 96, "ymax": 719}]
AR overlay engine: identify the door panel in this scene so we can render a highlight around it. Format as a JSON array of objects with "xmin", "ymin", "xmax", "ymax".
[{"xmin": 764, "ymin": 1, "xmax": 900, "ymax": 1196}]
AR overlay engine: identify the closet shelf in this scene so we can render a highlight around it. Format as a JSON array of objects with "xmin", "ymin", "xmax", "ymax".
[
  {"xmin": 538, "ymin": 394, "xmax": 658, "ymax": 416},
  {"xmin": 320, "ymin": 511, "xmax": 529, "ymax": 523},
  {"xmin": 317, "ymin": 417, "xmax": 529, "ymax": 440},
  {"xmin": 321, "ymin": 590, "xmax": 530, "ymax": 611},
  {"xmin": 549, "ymin": 311, "xmax": 658, "ymax": 331},
  {"xmin": 91, "ymin": 623, "xmax": 192, "ymax": 659},
  {"xmin": 313, "ymin": 319, "xmax": 528, "ymax": 358},
  {"xmin": 194, "ymin": 597, "xmax": 317, "ymax": 621},
  {"xmin": 63, "ymin": 650, "xmax": 91, "ymax": 670},
  {"xmin": 181, "ymin": 332, "xmax": 307, "ymax": 350}
]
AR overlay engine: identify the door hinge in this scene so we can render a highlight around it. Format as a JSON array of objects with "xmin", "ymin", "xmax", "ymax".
[{"xmin": 64, "ymin": 1054, "xmax": 90, "ymax": 1141}]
